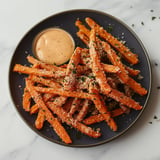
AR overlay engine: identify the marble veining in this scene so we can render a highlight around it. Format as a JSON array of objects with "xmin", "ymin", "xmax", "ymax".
[{"xmin": 1, "ymin": 0, "xmax": 160, "ymax": 160}]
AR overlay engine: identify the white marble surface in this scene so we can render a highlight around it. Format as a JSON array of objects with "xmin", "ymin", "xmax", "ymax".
[{"xmin": 1, "ymin": 0, "xmax": 160, "ymax": 159}]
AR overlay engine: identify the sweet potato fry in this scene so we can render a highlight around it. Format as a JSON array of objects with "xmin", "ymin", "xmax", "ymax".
[
  {"xmin": 75, "ymin": 19, "xmax": 90, "ymax": 37},
  {"xmin": 34, "ymin": 86, "xmax": 92, "ymax": 100},
  {"xmin": 85, "ymin": 17, "xmax": 138, "ymax": 64},
  {"xmin": 30, "ymin": 104, "xmax": 39, "ymax": 115},
  {"xmin": 83, "ymin": 108, "xmax": 125, "ymax": 125},
  {"xmin": 101, "ymin": 63, "xmax": 120, "ymax": 74},
  {"xmin": 13, "ymin": 64, "xmax": 63, "ymax": 78},
  {"xmin": 66, "ymin": 47, "xmax": 81, "ymax": 75},
  {"xmin": 26, "ymin": 78, "xmax": 72, "ymax": 144},
  {"xmin": 125, "ymin": 65, "xmax": 140, "ymax": 76},
  {"xmin": 29, "ymin": 75, "xmax": 61, "ymax": 88},
  {"xmin": 23, "ymin": 87, "xmax": 31, "ymax": 112},
  {"xmin": 126, "ymin": 77, "xmax": 147, "ymax": 96},
  {"xmin": 28, "ymin": 55, "xmax": 89, "ymax": 76},
  {"xmin": 76, "ymin": 99, "xmax": 89, "ymax": 122},
  {"xmin": 102, "ymin": 41, "xmax": 129, "ymax": 83},
  {"xmin": 77, "ymin": 31, "xmax": 89, "ymax": 46},
  {"xmin": 89, "ymin": 29, "xmax": 111, "ymax": 94},
  {"xmin": 27, "ymin": 55, "xmax": 66, "ymax": 74},
  {"xmin": 47, "ymin": 101, "xmax": 101, "ymax": 138},
  {"xmin": 69, "ymin": 98, "xmax": 81, "ymax": 116},
  {"xmin": 90, "ymin": 85, "xmax": 117, "ymax": 131},
  {"xmin": 83, "ymin": 113, "xmax": 104, "ymax": 125},
  {"xmin": 108, "ymin": 88, "xmax": 142, "ymax": 110},
  {"xmin": 63, "ymin": 47, "xmax": 81, "ymax": 91},
  {"xmin": 35, "ymin": 109, "xmax": 45, "ymax": 130},
  {"xmin": 111, "ymin": 108, "xmax": 126, "ymax": 117},
  {"xmin": 27, "ymin": 55, "xmax": 40, "ymax": 64},
  {"xmin": 30, "ymin": 93, "xmax": 54, "ymax": 115}
]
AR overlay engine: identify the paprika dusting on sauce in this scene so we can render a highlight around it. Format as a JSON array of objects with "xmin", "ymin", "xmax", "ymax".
[{"xmin": 33, "ymin": 28, "xmax": 75, "ymax": 65}]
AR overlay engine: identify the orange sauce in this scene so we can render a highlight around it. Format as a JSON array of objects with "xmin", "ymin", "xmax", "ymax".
[{"xmin": 33, "ymin": 28, "xmax": 75, "ymax": 65}]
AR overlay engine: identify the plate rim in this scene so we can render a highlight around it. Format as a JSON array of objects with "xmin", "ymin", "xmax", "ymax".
[{"xmin": 8, "ymin": 9, "xmax": 152, "ymax": 147}]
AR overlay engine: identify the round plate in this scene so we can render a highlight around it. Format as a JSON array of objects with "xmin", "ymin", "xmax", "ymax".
[{"xmin": 9, "ymin": 9, "xmax": 152, "ymax": 147}]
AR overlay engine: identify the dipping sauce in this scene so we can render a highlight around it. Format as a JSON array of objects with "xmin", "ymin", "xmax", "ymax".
[{"xmin": 33, "ymin": 28, "xmax": 75, "ymax": 65}]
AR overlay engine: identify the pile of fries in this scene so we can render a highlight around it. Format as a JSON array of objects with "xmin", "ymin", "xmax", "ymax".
[{"xmin": 13, "ymin": 17, "xmax": 147, "ymax": 144}]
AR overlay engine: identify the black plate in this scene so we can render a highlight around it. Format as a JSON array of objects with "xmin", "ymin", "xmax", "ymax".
[{"xmin": 9, "ymin": 9, "xmax": 151, "ymax": 147}]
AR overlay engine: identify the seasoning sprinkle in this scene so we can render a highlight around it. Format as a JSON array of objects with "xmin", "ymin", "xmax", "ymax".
[
  {"xmin": 71, "ymin": 62, "xmax": 75, "ymax": 67},
  {"xmin": 107, "ymin": 25, "xmax": 113, "ymax": 33},
  {"xmin": 53, "ymin": 62, "xmax": 58, "ymax": 66},
  {"xmin": 157, "ymin": 86, "xmax": 160, "ymax": 90},
  {"xmin": 81, "ymin": 77, "xmax": 86, "ymax": 82},
  {"xmin": 152, "ymin": 16, "xmax": 156, "ymax": 20},
  {"xmin": 72, "ymin": 69, "xmax": 77, "ymax": 74},
  {"xmin": 154, "ymin": 62, "xmax": 158, "ymax": 66},
  {"xmin": 154, "ymin": 115, "xmax": 158, "ymax": 119}
]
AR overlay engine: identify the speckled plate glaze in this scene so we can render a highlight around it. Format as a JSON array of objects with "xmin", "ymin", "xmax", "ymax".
[{"xmin": 9, "ymin": 9, "xmax": 152, "ymax": 147}]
